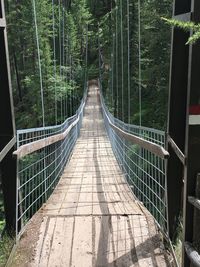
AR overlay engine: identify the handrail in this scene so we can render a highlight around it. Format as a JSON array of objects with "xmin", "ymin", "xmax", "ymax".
[
  {"xmin": 98, "ymin": 81, "xmax": 170, "ymax": 258},
  {"xmin": 13, "ymin": 118, "xmax": 79, "ymax": 158},
  {"xmin": 17, "ymin": 114, "xmax": 77, "ymax": 134},
  {"xmin": 185, "ymin": 242, "xmax": 200, "ymax": 267},
  {"xmin": 188, "ymin": 196, "xmax": 200, "ymax": 210},
  {"xmin": 0, "ymin": 136, "xmax": 16, "ymax": 162},
  {"xmin": 109, "ymin": 121, "xmax": 169, "ymax": 159},
  {"xmin": 100, "ymin": 94, "xmax": 169, "ymax": 159},
  {"xmin": 168, "ymin": 135, "xmax": 185, "ymax": 164},
  {"xmin": 13, "ymin": 97, "xmax": 86, "ymax": 159}
]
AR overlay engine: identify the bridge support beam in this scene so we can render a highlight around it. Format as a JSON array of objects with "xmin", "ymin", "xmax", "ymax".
[
  {"xmin": 167, "ymin": 0, "xmax": 200, "ymax": 266},
  {"xmin": 0, "ymin": 0, "xmax": 16, "ymax": 234},
  {"xmin": 167, "ymin": 0, "xmax": 190, "ymax": 243}
]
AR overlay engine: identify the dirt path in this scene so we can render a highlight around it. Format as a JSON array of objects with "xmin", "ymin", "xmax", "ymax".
[{"xmin": 10, "ymin": 85, "xmax": 171, "ymax": 267}]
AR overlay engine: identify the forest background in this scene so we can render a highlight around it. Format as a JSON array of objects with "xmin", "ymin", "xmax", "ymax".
[{"xmin": 0, "ymin": 0, "xmax": 172, "ymax": 263}]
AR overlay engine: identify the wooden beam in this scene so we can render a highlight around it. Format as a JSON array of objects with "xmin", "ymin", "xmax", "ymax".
[
  {"xmin": 0, "ymin": 18, "xmax": 6, "ymax": 28},
  {"xmin": 101, "ymin": 102, "xmax": 169, "ymax": 159},
  {"xmin": 184, "ymin": 242, "xmax": 200, "ymax": 267},
  {"xmin": 188, "ymin": 196, "xmax": 200, "ymax": 211},
  {"xmin": 168, "ymin": 135, "xmax": 185, "ymax": 164},
  {"xmin": 110, "ymin": 123, "xmax": 169, "ymax": 159},
  {"xmin": 13, "ymin": 118, "xmax": 79, "ymax": 159},
  {"xmin": 0, "ymin": 136, "xmax": 16, "ymax": 162}
]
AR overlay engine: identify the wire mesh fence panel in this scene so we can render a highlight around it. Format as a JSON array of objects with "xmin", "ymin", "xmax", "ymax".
[
  {"xmin": 100, "ymin": 90, "xmax": 168, "ymax": 234},
  {"xmin": 17, "ymin": 115, "xmax": 77, "ymax": 147},
  {"xmin": 16, "ymin": 95, "xmax": 86, "ymax": 237}
]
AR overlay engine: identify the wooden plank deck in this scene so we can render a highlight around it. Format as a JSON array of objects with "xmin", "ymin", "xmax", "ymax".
[{"xmin": 11, "ymin": 85, "xmax": 171, "ymax": 267}]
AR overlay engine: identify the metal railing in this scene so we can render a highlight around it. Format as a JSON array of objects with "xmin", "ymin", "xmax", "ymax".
[
  {"xmin": 17, "ymin": 117, "xmax": 76, "ymax": 148},
  {"xmin": 14, "ymin": 91, "xmax": 87, "ymax": 237},
  {"xmin": 99, "ymin": 85, "xmax": 169, "ymax": 234}
]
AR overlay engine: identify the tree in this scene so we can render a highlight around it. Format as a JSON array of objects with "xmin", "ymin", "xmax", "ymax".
[{"xmin": 6, "ymin": 0, "xmax": 91, "ymax": 128}]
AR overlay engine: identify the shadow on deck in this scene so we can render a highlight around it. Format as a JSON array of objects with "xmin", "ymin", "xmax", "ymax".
[{"xmin": 10, "ymin": 84, "xmax": 172, "ymax": 267}]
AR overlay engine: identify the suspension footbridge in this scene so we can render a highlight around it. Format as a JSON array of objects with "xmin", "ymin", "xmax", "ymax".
[
  {"xmin": 1, "ymin": 0, "xmax": 200, "ymax": 266},
  {"xmin": 11, "ymin": 83, "xmax": 169, "ymax": 267}
]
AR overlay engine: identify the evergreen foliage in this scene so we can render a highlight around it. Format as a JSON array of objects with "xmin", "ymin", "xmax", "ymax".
[
  {"xmin": 1, "ymin": 0, "xmax": 174, "ymax": 262},
  {"xmin": 162, "ymin": 17, "xmax": 200, "ymax": 44},
  {"xmin": 6, "ymin": 0, "xmax": 91, "ymax": 128},
  {"xmin": 5, "ymin": 0, "xmax": 172, "ymax": 130},
  {"xmin": 94, "ymin": 0, "xmax": 172, "ymax": 130}
]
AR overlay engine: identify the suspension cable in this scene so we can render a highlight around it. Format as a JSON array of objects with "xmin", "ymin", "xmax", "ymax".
[
  {"xmin": 32, "ymin": 0, "xmax": 45, "ymax": 127},
  {"xmin": 120, "ymin": 0, "xmax": 125, "ymax": 169},
  {"xmin": 127, "ymin": 0, "xmax": 130, "ymax": 125},
  {"xmin": 58, "ymin": 0, "xmax": 63, "ymax": 122},
  {"xmin": 120, "ymin": 0, "xmax": 124, "ymax": 123},
  {"xmin": 52, "ymin": 0, "xmax": 57, "ymax": 125},
  {"xmin": 98, "ymin": 23, "xmax": 102, "ymax": 84},
  {"xmin": 59, "ymin": 0, "xmax": 62, "ymax": 77},
  {"xmin": 69, "ymin": 43, "xmax": 72, "ymax": 116},
  {"xmin": 115, "ymin": 3, "xmax": 119, "ymax": 118},
  {"xmin": 62, "ymin": 3, "xmax": 66, "ymax": 119},
  {"xmin": 66, "ymin": 33, "xmax": 69, "ymax": 117},
  {"xmin": 71, "ymin": 56, "xmax": 74, "ymax": 114},
  {"xmin": 138, "ymin": 0, "xmax": 142, "ymax": 200},
  {"xmin": 111, "ymin": 2, "xmax": 114, "ymax": 108},
  {"xmin": 32, "ymin": 0, "xmax": 47, "ymax": 199},
  {"xmin": 138, "ymin": 0, "xmax": 142, "ymax": 127},
  {"xmin": 85, "ymin": 24, "xmax": 88, "ymax": 92}
]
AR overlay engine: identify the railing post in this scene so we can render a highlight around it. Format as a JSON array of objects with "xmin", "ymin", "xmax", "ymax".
[
  {"xmin": 168, "ymin": 0, "xmax": 200, "ymax": 266},
  {"xmin": 193, "ymin": 174, "xmax": 200, "ymax": 253},
  {"xmin": 0, "ymin": 0, "xmax": 16, "ymax": 234},
  {"xmin": 182, "ymin": 1, "xmax": 200, "ymax": 266},
  {"xmin": 167, "ymin": 0, "xmax": 191, "ymax": 241},
  {"xmin": 1, "ymin": 149, "xmax": 16, "ymax": 234}
]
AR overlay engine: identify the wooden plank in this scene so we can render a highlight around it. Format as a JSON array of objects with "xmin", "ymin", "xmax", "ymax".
[
  {"xmin": 130, "ymin": 215, "xmax": 156, "ymax": 267},
  {"xmin": 48, "ymin": 217, "xmax": 74, "ymax": 267},
  {"xmin": 38, "ymin": 217, "xmax": 57, "ymax": 266},
  {"xmin": 94, "ymin": 216, "xmax": 113, "ymax": 266},
  {"xmin": 46, "ymin": 189, "xmax": 80, "ymax": 216},
  {"xmin": 48, "ymin": 217, "xmax": 65, "ymax": 266},
  {"xmin": 76, "ymin": 199, "xmax": 93, "ymax": 215},
  {"xmin": 33, "ymin": 216, "xmax": 48, "ymax": 267},
  {"xmin": 71, "ymin": 217, "xmax": 93, "ymax": 267},
  {"xmin": 12, "ymin": 83, "xmax": 170, "ymax": 267},
  {"xmin": 109, "ymin": 216, "xmax": 137, "ymax": 267},
  {"xmin": 60, "ymin": 217, "xmax": 75, "ymax": 266}
]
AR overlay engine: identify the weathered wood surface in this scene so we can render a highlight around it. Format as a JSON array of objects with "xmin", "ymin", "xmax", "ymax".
[
  {"xmin": 13, "ymin": 114, "xmax": 81, "ymax": 158},
  {"xmin": 12, "ymin": 84, "xmax": 170, "ymax": 267},
  {"xmin": 101, "ymin": 98, "xmax": 169, "ymax": 159}
]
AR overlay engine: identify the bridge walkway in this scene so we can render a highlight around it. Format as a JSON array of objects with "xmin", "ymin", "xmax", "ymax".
[{"xmin": 11, "ymin": 85, "xmax": 170, "ymax": 267}]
